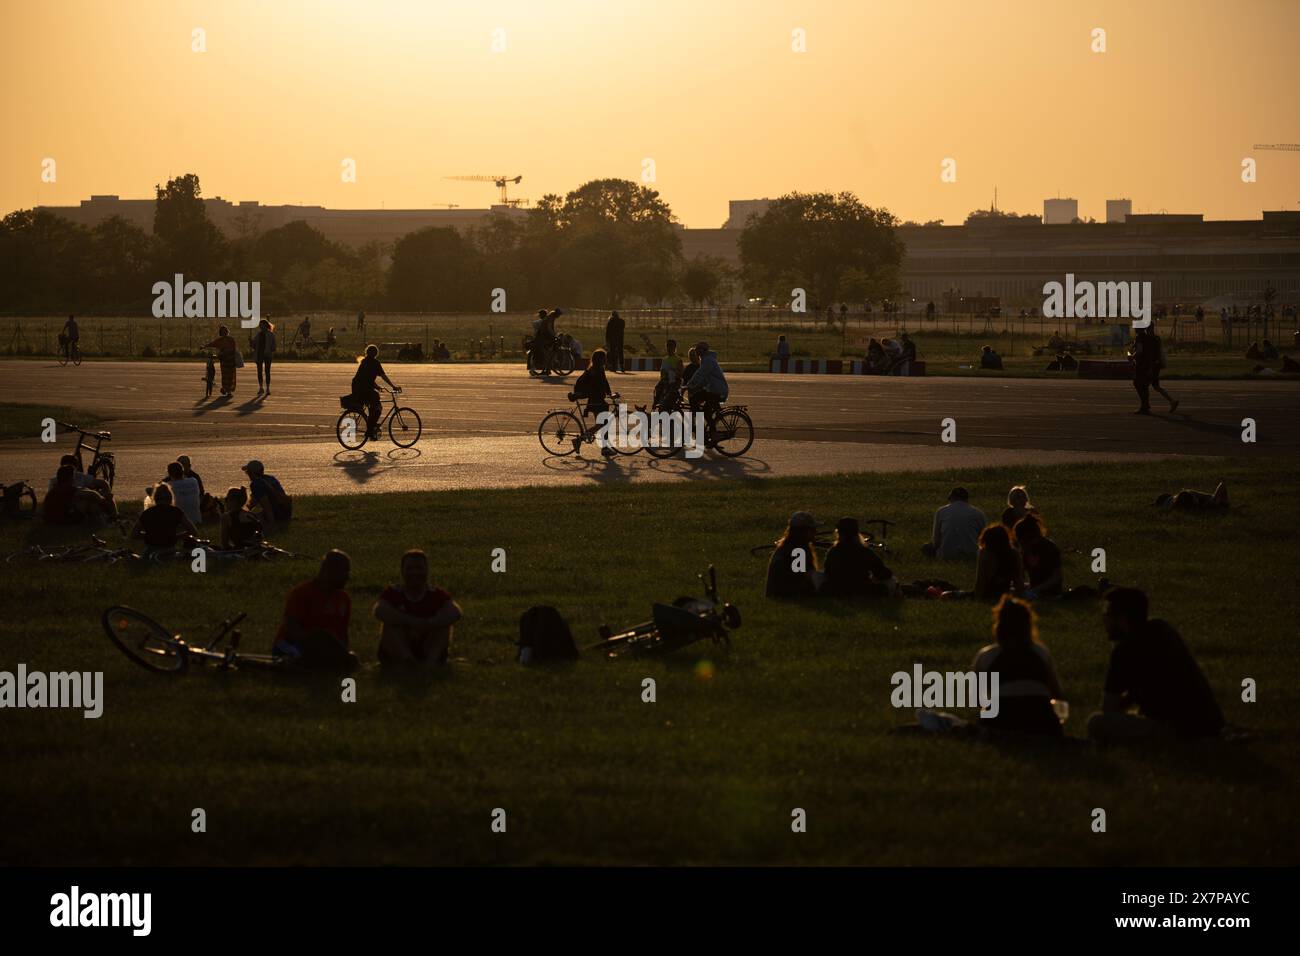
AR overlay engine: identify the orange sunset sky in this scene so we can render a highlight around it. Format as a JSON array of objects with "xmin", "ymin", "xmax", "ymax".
[{"xmin": 2, "ymin": 0, "xmax": 1297, "ymax": 227}]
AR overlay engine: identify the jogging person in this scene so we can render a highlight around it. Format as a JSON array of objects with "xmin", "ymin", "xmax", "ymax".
[{"xmin": 351, "ymin": 344, "xmax": 399, "ymax": 440}]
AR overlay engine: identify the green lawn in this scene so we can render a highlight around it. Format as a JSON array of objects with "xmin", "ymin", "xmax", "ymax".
[
  {"xmin": 1, "ymin": 458, "xmax": 1297, "ymax": 865},
  {"xmin": 0, "ymin": 402, "xmax": 101, "ymax": 441}
]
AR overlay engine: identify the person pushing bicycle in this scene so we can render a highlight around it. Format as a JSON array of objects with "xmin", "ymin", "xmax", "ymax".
[
  {"xmin": 351, "ymin": 344, "xmax": 400, "ymax": 440},
  {"xmin": 61, "ymin": 314, "xmax": 80, "ymax": 359}
]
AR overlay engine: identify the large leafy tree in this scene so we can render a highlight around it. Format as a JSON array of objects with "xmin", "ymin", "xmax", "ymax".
[
  {"xmin": 152, "ymin": 173, "xmax": 228, "ymax": 278},
  {"xmin": 386, "ymin": 226, "xmax": 485, "ymax": 310},
  {"xmin": 739, "ymin": 192, "xmax": 903, "ymax": 306}
]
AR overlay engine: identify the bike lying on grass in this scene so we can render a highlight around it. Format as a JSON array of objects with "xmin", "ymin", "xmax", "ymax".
[
  {"xmin": 589, "ymin": 565, "xmax": 741, "ymax": 659},
  {"xmin": 6, "ymin": 535, "xmax": 300, "ymax": 565},
  {"xmin": 102, "ymin": 607, "xmax": 286, "ymax": 675}
]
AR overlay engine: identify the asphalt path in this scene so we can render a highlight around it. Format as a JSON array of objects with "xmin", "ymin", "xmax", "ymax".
[{"xmin": 2, "ymin": 360, "xmax": 1295, "ymax": 496}]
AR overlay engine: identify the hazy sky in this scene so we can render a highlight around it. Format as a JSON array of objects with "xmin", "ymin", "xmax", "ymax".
[{"xmin": 3, "ymin": 0, "xmax": 1298, "ymax": 227}]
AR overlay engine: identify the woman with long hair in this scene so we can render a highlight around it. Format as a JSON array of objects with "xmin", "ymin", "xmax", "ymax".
[
  {"xmin": 765, "ymin": 511, "xmax": 820, "ymax": 598},
  {"xmin": 972, "ymin": 596, "xmax": 1064, "ymax": 736},
  {"xmin": 973, "ymin": 524, "xmax": 1024, "ymax": 601}
]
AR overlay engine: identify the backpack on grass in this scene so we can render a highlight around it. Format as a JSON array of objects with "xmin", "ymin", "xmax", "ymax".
[{"xmin": 517, "ymin": 605, "xmax": 577, "ymax": 663}]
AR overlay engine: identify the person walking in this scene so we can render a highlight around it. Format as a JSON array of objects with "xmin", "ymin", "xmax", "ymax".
[
  {"xmin": 605, "ymin": 310, "xmax": 626, "ymax": 374},
  {"xmin": 203, "ymin": 325, "xmax": 239, "ymax": 396},
  {"xmin": 254, "ymin": 318, "xmax": 276, "ymax": 395},
  {"xmin": 1147, "ymin": 326, "xmax": 1178, "ymax": 413},
  {"xmin": 1128, "ymin": 327, "xmax": 1154, "ymax": 414}
]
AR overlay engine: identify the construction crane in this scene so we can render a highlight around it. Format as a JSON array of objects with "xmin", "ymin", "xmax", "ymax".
[
  {"xmin": 444, "ymin": 174, "xmax": 524, "ymax": 206},
  {"xmin": 428, "ymin": 203, "xmax": 460, "ymax": 209},
  {"xmin": 1253, "ymin": 144, "xmax": 1300, "ymax": 151}
]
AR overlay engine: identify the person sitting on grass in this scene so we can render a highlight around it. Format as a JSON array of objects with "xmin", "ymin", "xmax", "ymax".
[
  {"xmin": 242, "ymin": 459, "xmax": 292, "ymax": 530},
  {"xmin": 971, "ymin": 524, "xmax": 1025, "ymax": 602},
  {"xmin": 821, "ymin": 517, "xmax": 899, "ymax": 598},
  {"xmin": 159, "ymin": 460, "xmax": 202, "ymax": 527},
  {"xmin": 1154, "ymin": 479, "xmax": 1229, "ymax": 512},
  {"xmin": 218, "ymin": 487, "xmax": 263, "ymax": 550},
  {"xmin": 776, "ymin": 334, "xmax": 791, "ymax": 360},
  {"xmin": 979, "ymin": 345, "xmax": 1003, "ymax": 370},
  {"xmin": 1000, "ymin": 484, "xmax": 1038, "ymax": 529},
  {"xmin": 1087, "ymin": 587, "xmax": 1225, "ymax": 742},
  {"xmin": 373, "ymin": 549, "xmax": 463, "ymax": 667},
  {"xmin": 900, "ymin": 332, "xmax": 917, "ymax": 362},
  {"xmin": 922, "ymin": 486, "xmax": 986, "ymax": 561},
  {"xmin": 272, "ymin": 549, "xmax": 358, "ymax": 672},
  {"xmin": 972, "ymin": 596, "xmax": 1064, "ymax": 736},
  {"xmin": 127, "ymin": 482, "xmax": 197, "ymax": 555},
  {"xmin": 1014, "ymin": 514, "xmax": 1063, "ymax": 598},
  {"xmin": 765, "ymin": 511, "xmax": 821, "ymax": 599},
  {"xmin": 865, "ymin": 338, "xmax": 886, "ymax": 373},
  {"xmin": 42, "ymin": 463, "xmax": 116, "ymax": 525}
]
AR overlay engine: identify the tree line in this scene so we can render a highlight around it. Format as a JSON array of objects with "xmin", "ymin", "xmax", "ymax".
[{"xmin": 0, "ymin": 174, "xmax": 904, "ymax": 314}]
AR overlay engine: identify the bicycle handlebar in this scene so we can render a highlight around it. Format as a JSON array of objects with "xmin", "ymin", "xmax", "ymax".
[{"xmin": 56, "ymin": 421, "xmax": 111, "ymax": 440}]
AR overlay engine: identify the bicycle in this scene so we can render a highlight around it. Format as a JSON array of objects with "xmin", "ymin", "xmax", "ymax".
[
  {"xmin": 748, "ymin": 518, "xmax": 895, "ymax": 557},
  {"xmin": 6, "ymin": 535, "xmax": 138, "ymax": 565},
  {"xmin": 101, "ymin": 606, "xmax": 286, "ymax": 675},
  {"xmin": 639, "ymin": 391, "xmax": 755, "ymax": 458},
  {"xmin": 336, "ymin": 385, "xmax": 422, "ymax": 450},
  {"xmin": 57, "ymin": 421, "xmax": 115, "ymax": 489},
  {"xmin": 57, "ymin": 336, "xmax": 82, "ymax": 367},
  {"xmin": 588, "ymin": 565, "xmax": 741, "ymax": 659},
  {"xmin": 525, "ymin": 337, "xmax": 576, "ymax": 377},
  {"xmin": 1, "ymin": 480, "xmax": 38, "ymax": 520},
  {"xmin": 536, "ymin": 392, "xmax": 639, "ymax": 457}
]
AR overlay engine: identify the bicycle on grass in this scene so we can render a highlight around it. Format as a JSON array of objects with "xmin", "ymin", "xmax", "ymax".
[
  {"xmin": 102, "ymin": 606, "xmax": 287, "ymax": 675},
  {"xmin": 748, "ymin": 518, "xmax": 895, "ymax": 557},
  {"xmin": 57, "ymin": 421, "xmax": 116, "ymax": 488},
  {"xmin": 336, "ymin": 385, "xmax": 422, "ymax": 450},
  {"xmin": 588, "ymin": 565, "xmax": 741, "ymax": 659}
]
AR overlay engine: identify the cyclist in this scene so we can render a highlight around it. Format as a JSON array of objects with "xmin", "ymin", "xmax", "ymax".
[
  {"xmin": 653, "ymin": 338, "xmax": 683, "ymax": 410},
  {"xmin": 351, "ymin": 344, "xmax": 399, "ymax": 440},
  {"xmin": 573, "ymin": 348, "xmax": 616, "ymax": 458},
  {"xmin": 61, "ymin": 315, "xmax": 80, "ymax": 361},
  {"xmin": 686, "ymin": 340, "xmax": 729, "ymax": 443},
  {"xmin": 532, "ymin": 307, "xmax": 562, "ymax": 373}
]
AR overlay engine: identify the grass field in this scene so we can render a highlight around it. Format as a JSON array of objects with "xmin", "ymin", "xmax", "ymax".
[
  {"xmin": 1, "ymin": 314, "xmax": 1289, "ymax": 380},
  {"xmin": 0, "ymin": 403, "xmax": 101, "ymax": 441},
  {"xmin": 1, "ymin": 458, "xmax": 1297, "ymax": 866}
]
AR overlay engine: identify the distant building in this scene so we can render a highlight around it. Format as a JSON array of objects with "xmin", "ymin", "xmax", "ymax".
[
  {"xmin": 722, "ymin": 199, "xmax": 773, "ymax": 229},
  {"xmin": 1043, "ymin": 198, "xmax": 1080, "ymax": 224},
  {"xmin": 1106, "ymin": 199, "xmax": 1132, "ymax": 224}
]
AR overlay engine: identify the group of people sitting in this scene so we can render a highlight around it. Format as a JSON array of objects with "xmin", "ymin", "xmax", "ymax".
[
  {"xmin": 863, "ymin": 333, "xmax": 916, "ymax": 374},
  {"xmin": 270, "ymin": 547, "xmax": 462, "ymax": 672},
  {"xmin": 41, "ymin": 451, "xmax": 294, "ymax": 556}
]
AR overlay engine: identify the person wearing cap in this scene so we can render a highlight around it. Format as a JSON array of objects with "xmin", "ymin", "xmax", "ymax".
[
  {"xmin": 605, "ymin": 310, "xmax": 625, "ymax": 374},
  {"xmin": 686, "ymin": 340, "xmax": 729, "ymax": 443},
  {"xmin": 922, "ymin": 487, "xmax": 986, "ymax": 561},
  {"xmin": 242, "ymin": 459, "xmax": 292, "ymax": 530},
  {"xmin": 765, "ymin": 511, "xmax": 821, "ymax": 598}
]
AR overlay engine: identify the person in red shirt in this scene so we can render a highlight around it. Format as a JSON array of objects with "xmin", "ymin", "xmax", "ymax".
[
  {"xmin": 373, "ymin": 549, "xmax": 462, "ymax": 666},
  {"xmin": 273, "ymin": 549, "xmax": 357, "ymax": 671}
]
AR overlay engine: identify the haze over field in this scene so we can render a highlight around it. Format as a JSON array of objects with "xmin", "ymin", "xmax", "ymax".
[{"xmin": 3, "ymin": 0, "xmax": 1298, "ymax": 225}]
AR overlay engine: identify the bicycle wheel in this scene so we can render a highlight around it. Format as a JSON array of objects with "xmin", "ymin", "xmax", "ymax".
[
  {"xmin": 57, "ymin": 351, "xmax": 69, "ymax": 367},
  {"xmin": 551, "ymin": 349, "xmax": 575, "ymax": 376},
  {"xmin": 526, "ymin": 350, "xmax": 545, "ymax": 377},
  {"xmin": 711, "ymin": 408, "xmax": 754, "ymax": 457},
  {"xmin": 388, "ymin": 406, "xmax": 422, "ymax": 447},
  {"xmin": 102, "ymin": 606, "xmax": 187, "ymax": 674},
  {"xmin": 538, "ymin": 410, "xmax": 583, "ymax": 456},
  {"xmin": 72, "ymin": 346, "xmax": 82, "ymax": 367},
  {"xmin": 90, "ymin": 455, "xmax": 115, "ymax": 489},
  {"xmin": 645, "ymin": 406, "xmax": 686, "ymax": 458},
  {"xmin": 336, "ymin": 410, "xmax": 368, "ymax": 449}
]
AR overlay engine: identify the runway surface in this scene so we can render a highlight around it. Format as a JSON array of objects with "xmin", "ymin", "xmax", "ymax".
[{"xmin": 2, "ymin": 360, "xmax": 1296, "ymax": 496}]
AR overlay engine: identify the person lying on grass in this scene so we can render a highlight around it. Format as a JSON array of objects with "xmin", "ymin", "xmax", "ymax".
[
  {"xmin": 373, "ymin": 548, "xmax": 462, "ymax": 667},
  {"xmin": 1153, "ymin": 479, "xmax": 1229, "ymax": 512},
  {"xmin": 272, "ymin": 549, "xmax": 358, "ymax": 672},
  {"xmin": 1087, "ymin": 587, "xmax": 1225, "ymax": 743}
]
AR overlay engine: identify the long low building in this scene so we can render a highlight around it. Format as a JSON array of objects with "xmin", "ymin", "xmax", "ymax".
[{"xmin": 36, "ymin": 196, "xmax": 1300, "ymax": 306}]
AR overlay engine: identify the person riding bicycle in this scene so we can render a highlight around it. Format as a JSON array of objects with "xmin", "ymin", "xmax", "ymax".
[
  {"xmin": 653, "ymin": 338, "xmax": 684, "ymax": 410},
  {"xmin": 296, "ymin": 315, "xmax": 313, "ymax": 345},
  {"xmin": 686, "ymin": 340, "xmax": 728, "ymax": 442},
  {"xmin": 572, "ymin": 348, "xmax": 616, "ymax": 458},
  {"xmin": 351, "ymin": 344, "xmax": 398, "ymax": 440},
  {"xmin": 61, "ymin": 315, "xmax": 80, "ymax": 358}
]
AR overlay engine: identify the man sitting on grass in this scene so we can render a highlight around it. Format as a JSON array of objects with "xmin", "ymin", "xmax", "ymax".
[
  {"xmin": 42, "ymin": 463, "xmax": 116, "ymax": 525},
  {"xmin": 272, "ymin": 549, "xmax": 358, "ymax": 672},
  {"xmin": 373, "ymin": 549, "xmax": 463, "ymax": 667},
  {"xmin": 128, "ymin": 482, "xmax": 197, "ymax": 554},
  {"xmin": 922, "ymin": 487, "xmax": 985, "ymax": 561},
  {"xmin": 1087, "ymin": 587, "xmax": 1225, "ymax": 742}
]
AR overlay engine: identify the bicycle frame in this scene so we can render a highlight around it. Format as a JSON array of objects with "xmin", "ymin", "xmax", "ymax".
[{"xmin": 57, "ymin": 421, "xmax": 112, "ymax": 473}]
